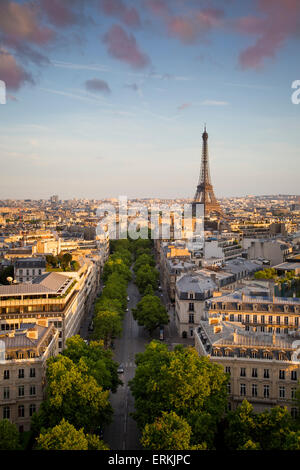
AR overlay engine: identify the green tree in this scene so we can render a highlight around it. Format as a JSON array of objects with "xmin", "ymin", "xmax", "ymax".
[
  {"xmin": 129, "ymin": 342, "xmax": 228, "ymax": 448},
  {"xmin": 224, "ymin": 400, "xmax": 297, "ymax": 451},
  {"xmin": 33, "ymin": 356, "xmax": 112, "ymax": 434},
  {"xmin": 95, "ymin": 297, "xmax": 123, "ymax": 317},
  {"xmin": 93, "ymin": 310, "xmax": 122, "ymax": 348},
  {"xmin": 224, "ymin": 400, "xmax": 257, "ymax": 450},
  {"xmin": 35, "ymin": 419, "xmax": 109, "ymax": 450},
  {"xmin": 134, "ymin": 254, "xmax": 155, "ymax": 272},
  {"xmin": 132, "ymin": 294, "xmax": 169, "ymax": 334},
  {"xmin": 0, "ymin": 419, "xmax": 20, "ymax": 450},
  {"xmin": 63, "ymin": 336, "xmax": 121, "ymax": 392},
  {"xmin": 141, "ymin": 411, "xmax": 205, "ymax": 450},
  {"xmin": 135, "ymin": 265, "xmax": 159, "ymax": 294},
  {"xmin": 103, "ymin": 258, "xmax": 132, "ymax": 283}
]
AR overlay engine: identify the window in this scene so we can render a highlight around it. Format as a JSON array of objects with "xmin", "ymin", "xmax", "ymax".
[
  {"xmin": 253, "ymin": 315, "xmax": 257, "ymax": 324},
  {"xmin": 29, "ymin": 404, "xmax": 36, "ymax": 417},
  {"xmin": 279, "ymin": 386, "xmax": 285, "ymax": 398},
  {"xmin": 189, "ymin": 293, "xmax": 193, "ymax": 299},
  {"xmin": 240, "ymin": 384, "xmax": 246, "ymax": 396},
  {"xmin": 264, "ymin": 385, "xmax": 269, "ymax": 398},
  {"xmin": 284, "ymin": 316, "xmax": 288, "ymax": 325},
  {"xmin": 264, "ymin": 369, "xmax": 269, "ymax": 379},
  {"xmin": 188, "ymin": 314, "xmax": 194, "ymax": 324},
  {"xmin": 18, "ymin": 405, "xmax": 25, "ymax": 418},
  {"xmin": 188, "ymin": 303, "xmax": 194, "ymax": 311},
  {"xmin": 279, "ymin": 370, "xmax": 285, "ymax": 380},
  {"xmin": 3, "ymin": 407, "xmax": 10, "ymax": 419},
  {"xmin": 3, "ymin": 387, "xmax": 9, "ymax": 400},
  {"xmin": 291, "ymin": 408, "xmax": 298, "ymax": 419},
  {"xmin": 227, "ymin": 383, "xmax": 231, "ymax": 394},
  {"xmin": 251, "ymin": 351, "xmax": 258, "ymax": 359},
  {"xmin": 3, "ymin": 370, "xmax": 9, "ymax": 380},
  {"xmin": 238, "ymin": 314, "xmax": 242, "ymax": 322},
  {"xmin": 261, "ymin": 315, "xmax": 265, "ymax": 324},
  {"xmin": 252, "ymin": 368, "xmax": 258, "ymax": 378},
  {"xmin": 225, "ymin": 366, "xmax": 231, "ymax": 375},
  {"xmin": 30, "ymin": 386, "xmax": 36, "ymax": 396},
  {"xmin": 261, "ymin": 326, "xmax": 265, "ymax": 332},
  {"xmin": 291, "ymin": 388, "xmax": 297, "ymax": 399},
  {"xmin": 276, "ymin": 316, "xmax": 281, "ymax": 324},
  {"xmin": 269, "ymin": 316, "xmax": 273, "ymax": 324},
  {"xmin": 291, "ymin": 370, "xmax": 297, "ymax": 381},
  {"xmin": 230, "ymin": 314, "xmax": 234, "ymax": 321},
  {"xmin": 245, "ymin": 315, "xmax": 250, "ymax": 323},
  {"xmin": 240, "ymin": 368, "xmax": 246, "ymax": 377},
  {"xmin": 295, "ymin": 317, "xmax": 299, "ymax": 327},
  {"xmin": 30, "ymin": 368, "xmax": 36, "ymax": 378},
  {"xmin": 18, "ymin": 386, "xmax": 24, "ymax": 397},
  {"xmin": 252, "ymin": 384, "xmax": 258, "ymax": 397},
  {"xmin": 18, "ymin": 369, "xmax": 24, "ymax": 379}
]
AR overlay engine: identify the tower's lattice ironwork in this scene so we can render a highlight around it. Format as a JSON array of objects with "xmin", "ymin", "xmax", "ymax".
[{"xmin": 194, "ymin": 127, "xmax": 223, "ymax": 217}]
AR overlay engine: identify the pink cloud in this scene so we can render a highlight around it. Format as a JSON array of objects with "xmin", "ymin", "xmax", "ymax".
[
  {"xmin": 100, "ymin": 0, "xmax": 141, "ymax": 28},
  {"xmin": 0, "ymin": 0, "xmax": 54, "ymax": 45},
  {"xmin": 103, "ymin": 25, "xmax": 150, "ymax": 69},
  {"xmin": 177, "ymin": 102, "xmax": 191, "ymax": 111},
  {"xmin": 39, "ymin": 0, "xmax": 76, "ymax": 27},
  {"xmin": 145, "ymin": 0, "xmax": 170, "ymax": 18},
  {"xmin": 237, "ymin": 0, "xmax": 300, "ymax": 69},
  {"xmin": 168, "ymin": 8, "xmax": 224, "ymax": 44},
  {"xmin": 0, "ymin": 49, "xmax": 34, "ymax": 90}
]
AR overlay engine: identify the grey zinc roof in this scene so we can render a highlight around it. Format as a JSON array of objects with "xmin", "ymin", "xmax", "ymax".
[
  {"xmin": 0, "ymin": 272, "xmax": 73, "ymax": 296},
  {"xmin": 177, "ymin": 273, "xmax": 217, "ymax": 293},
  {"xmin": 0, "ymin": 324, "xmax": 49, "ymax": 349},
  {"xmin": 15, "ymin": 257, "xmax": 46, "ymax": 269},
  {"xmin": 199, "ymin": 320, "xmax": 295, "ymax": 349}
]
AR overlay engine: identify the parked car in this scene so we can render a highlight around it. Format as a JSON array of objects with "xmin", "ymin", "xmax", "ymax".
[
  {"xmin": 127, "ymin": 296, "xmax": 130, "ymax": 301},
  {"xmin": 117, "ymin": 364, "xmax": 124, "ymax": 374}
]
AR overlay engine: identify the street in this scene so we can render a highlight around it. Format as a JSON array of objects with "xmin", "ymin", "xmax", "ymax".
[{"xmin": 103, "ymin": 277, "xmax": 150, "ymax": 450}]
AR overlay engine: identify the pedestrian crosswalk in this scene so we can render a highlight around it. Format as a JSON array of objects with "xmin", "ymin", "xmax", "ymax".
[{"xmin": 122, "ymin": 362, "xmax": 136, "ymax": 368}]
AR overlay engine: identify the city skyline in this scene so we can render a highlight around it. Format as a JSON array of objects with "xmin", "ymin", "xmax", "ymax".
[{"xmin": 0, "ymin": 0, "xmax": 300, "ymax": 199}]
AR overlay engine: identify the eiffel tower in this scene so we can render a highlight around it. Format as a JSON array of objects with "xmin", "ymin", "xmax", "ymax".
[{"xmin": 194, "ymin": 126, "xmax": 223, "ymax": 217}]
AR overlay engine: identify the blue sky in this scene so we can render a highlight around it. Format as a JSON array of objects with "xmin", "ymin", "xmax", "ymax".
[{"xmin": 0, "ymin": 0, "xmax": 299, "ymax": 199}]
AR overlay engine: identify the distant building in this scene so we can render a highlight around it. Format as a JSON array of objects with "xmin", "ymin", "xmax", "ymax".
[
  {"xmin": 247, "ymin": 239, "xmax": 293, "ymax": 266},
  {"xmin": 0, "ymin": 320, "xmax": 59, "ymax": 431},
  {"xmin": 14, "ymin": 257, "xmax": 46, "ymax": 283},
  {"xmin": 195, "ymin": 317, "xmax": 300, "ymax": 415},
  {"xmin": 0, "ymin": 258, "xmax": 101, "ymax": 353},
  {"xmin": 175, "ymin": 273, "xmax": 217, "ymax": 338}
]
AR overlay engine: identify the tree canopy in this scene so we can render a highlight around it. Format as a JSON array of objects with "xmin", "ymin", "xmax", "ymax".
[
  {"xmin": 141, "ymin": 411, "xmax": 205, "ymax": 450},
  {"xmin": 62, "ymin": 335, "xmax": 121, "ymax": 392},
  {"xmin": 129, "ymin": 341, "xmax": 228, "ymax": 448},
  {"xmin": 32, "ymin": 355, "xmax": 112, "ymax": 435},
  {"xmin": 0, "ymin": 419, "xmax": 20, "ymax": 450},
  {"xmin": 224, "ymin": 400, "xmax": 300, "ymax": 451},
  {"xmin": 36, "ymin": 418, "xmax": 109, "ymax": 450},
  {"xmin": 132, "ymin": 294, "xmax": 169, "ymax": 334}
]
